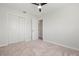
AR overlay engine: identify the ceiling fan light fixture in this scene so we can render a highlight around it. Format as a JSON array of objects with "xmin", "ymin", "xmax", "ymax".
[{"xmin": 38, "ymin": 5, "xmax": 42, "ymax": 9}]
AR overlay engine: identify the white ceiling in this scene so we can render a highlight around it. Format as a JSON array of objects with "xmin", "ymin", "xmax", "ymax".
[
  {"xmin": 0, "ymin": 3, "xmax": 79, "ymax": 18},
  {"xmin": 0, "ymin": 3, "xmax": 39, "ymax": 16}
]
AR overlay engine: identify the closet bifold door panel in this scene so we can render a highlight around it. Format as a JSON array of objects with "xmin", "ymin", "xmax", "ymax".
[
  {"xmin": 7, "ymin": 13, "xmax": 30, "ymax": 44},
  {"xmin": 32, "ymin": 18, "xmax": 38, "ymax": 40},
  {"xmin": 7, "ymin": 14, "xmax": 21, "ymax": 44}
]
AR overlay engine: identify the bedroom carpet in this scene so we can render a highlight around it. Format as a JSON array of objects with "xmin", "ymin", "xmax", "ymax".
[{"xmin": 0, "ymin": 40, "xmax": 79, "ymax": 56}]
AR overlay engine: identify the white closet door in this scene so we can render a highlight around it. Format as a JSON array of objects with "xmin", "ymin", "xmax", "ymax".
[
  {"xmin": 17, "ymin": 16, "xmax": 25, "ymax": 42},
  {"xmin": 7, "ymin": 14, "xmax": 26, "ymax": 44},
  {"xmin": 7, "ymin": 14, "xmax": 18, "ymax": 44},
  {"xmin": 32, "ymin": 18, "xmax": 38, "ymax": 40},
  {"xmin": 18, "ymin": 16, "xmax": 31, "ymax": 41},
  {"xmin": 24, "ymin": 17, "xmax": 31, "ymax": 41}
]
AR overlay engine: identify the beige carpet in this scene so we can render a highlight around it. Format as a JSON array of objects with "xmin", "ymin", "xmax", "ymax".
[{"xmin": 0, "ymin": 40, "xmax": 79, "ymax": 56}]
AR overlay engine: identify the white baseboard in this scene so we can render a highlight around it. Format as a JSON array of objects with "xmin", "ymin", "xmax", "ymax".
[
  {"xmin": 0, "ymin": 40, "xmax": 30, "ymax": 47},
  {"xmin": 0, "ymin": 43, "xmax": 8, "ymax": 47},
  {"xmin": 44, "ymin": 39, "xmax": 79, "ymax": 51}
]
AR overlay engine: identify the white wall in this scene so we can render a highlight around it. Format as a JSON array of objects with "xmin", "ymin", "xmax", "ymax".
[
  {"xmin": 0, "ymin": 7, "xmax": 8, "ymax": 46},
  {"xmin": 44, "ymin": 5, "xmax": 79, "ymax": 49},
  {"xmin": 0, "ymin": 6, "xmax": 38, "ymax": 46}
]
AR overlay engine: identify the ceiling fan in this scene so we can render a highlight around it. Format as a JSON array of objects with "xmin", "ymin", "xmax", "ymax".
[{"xmin": 32, "ymin": 3, "xmax": 47, "ymax": 12}]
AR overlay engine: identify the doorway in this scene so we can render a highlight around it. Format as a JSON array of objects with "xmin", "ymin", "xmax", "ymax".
[{"xmin": 38, "ymin": 20, "xmax": 43, "ymax": 40}]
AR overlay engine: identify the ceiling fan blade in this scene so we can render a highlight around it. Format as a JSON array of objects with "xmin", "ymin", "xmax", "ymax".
[
  {"xmin": 32, "ymin": 3, "xmax": 39, "ymax": 6},
  {"xmin": 32, "ymin": 3, "xmax": 47, "ymax": 6},
  {"xmin": 41, "ymin": 3, "xmax": 47, "ymax": 6}
]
